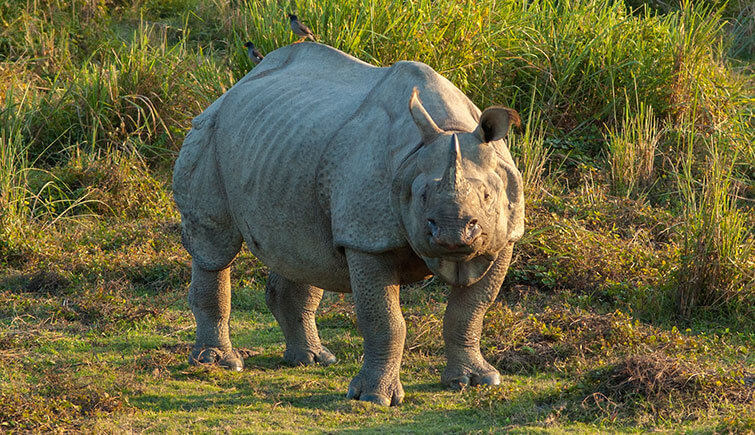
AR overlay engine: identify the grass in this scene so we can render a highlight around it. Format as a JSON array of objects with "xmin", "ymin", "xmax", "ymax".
[
  {"xmin": 0, "ymin": 0, "xmax": 753, "ymax": 432},
  {"xmin": 674, "ymin": 113, "xmax": 754, "ymax": 319},
  {"xmin": 606, "ymin": 99, "xmax": 660, "ymax": 199}
]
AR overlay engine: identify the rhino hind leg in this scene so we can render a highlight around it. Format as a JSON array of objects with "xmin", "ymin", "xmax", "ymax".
[
  {"xmin": 265, "ymin": 273, "xmax": 337, "ymax": 366},
  {"xmin": 188, "ymin": 262, "xmax": 244, "ymax": 371}
]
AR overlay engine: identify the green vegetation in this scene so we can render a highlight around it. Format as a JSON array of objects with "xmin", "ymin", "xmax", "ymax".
[{"xmin": 1, "ymin": 0, "xmax": 753, "ymax": 432}]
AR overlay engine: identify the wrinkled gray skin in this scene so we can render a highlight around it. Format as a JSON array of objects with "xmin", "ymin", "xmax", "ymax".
[{"xmin": 173, "ymin": 43, "xmax": 524, "ymax": 406}]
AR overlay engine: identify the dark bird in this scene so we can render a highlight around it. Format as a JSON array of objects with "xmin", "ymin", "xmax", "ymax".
[
  {"xmin": 244, "ymin": 41, "xmax": 264, "ymax": 64},
  {"xmin": 288, "ymin": 14, "xmax": 316, "ymax": 42}
]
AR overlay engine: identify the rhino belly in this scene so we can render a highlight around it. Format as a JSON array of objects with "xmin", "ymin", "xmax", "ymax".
[
  {"xmin": 220, "ymin": 132, "xmax": 352, "ymax": 292},
  {"xmin": 234, "ymin": 197, "xmax": 352, "ymax": 293}
]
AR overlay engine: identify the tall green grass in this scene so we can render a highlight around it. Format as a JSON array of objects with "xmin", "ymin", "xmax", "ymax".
[
  {"xmin": 0, "ymin": 89, "xmax": 31, "ymax": 230},
  {"xmin": 2, "ymin": 0, "xmax": 748, "ymax": 158},
  {"xmin": 220, "ymin": 0, "xmax": 736, "ymax": 130},
  {"xmin": 606, "ymin": 100, "xmax": 661, "ymax": 199},
  {"xmin": 674, "ymin": 109, "xmax": 754, "ymax": 319},
  {"xmin": 508, "ymin": 89, "xmax": 551, "ymax": 198}
]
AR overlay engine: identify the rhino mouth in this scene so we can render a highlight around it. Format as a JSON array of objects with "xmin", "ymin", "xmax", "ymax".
[{"xmin": 422, "ymin": 254, "xmax": 495, "ymax": 287}]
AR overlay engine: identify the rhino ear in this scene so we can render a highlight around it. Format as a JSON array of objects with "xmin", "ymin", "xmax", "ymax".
[
  {"xmin": 409, "ymin": 87, "xmax": 442, "ymax": 143},
  {"xmin": 474, "ymin": 106, "xmax": 521, "ymax": 143}
]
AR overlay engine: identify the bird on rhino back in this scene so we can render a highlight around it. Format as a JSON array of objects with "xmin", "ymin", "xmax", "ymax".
[{"xmin": 172, "ymin": 42, "xmax": 524, "ymax": 407}]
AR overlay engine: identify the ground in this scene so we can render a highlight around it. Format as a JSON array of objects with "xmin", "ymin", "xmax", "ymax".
[{"xmin": 0, "ymin": 0, "xmax": 753, "ymax": 432}]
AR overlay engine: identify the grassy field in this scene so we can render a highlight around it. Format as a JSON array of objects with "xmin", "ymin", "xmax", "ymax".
[{"xmin": 1, "ymin": 0, "xmax": 753, "ymax": 432}]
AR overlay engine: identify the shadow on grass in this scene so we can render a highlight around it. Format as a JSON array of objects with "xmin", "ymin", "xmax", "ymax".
[
  {"xmin": 404, "ymin": 381, "xmax": 446, "ymax": 394},
  {"xmin": 331, "ymin": 410, "xmax": 529, "ymax": 433},
  {"xmin": 129, "ymin": 354, "xmax": 562, "ymax": 432},
  {"xmin": 129, "ymin": 380, "xmax": 556, "ymax": 432},
  {"xmin": 242, "ymin": 353, "xmax": 291, "ymax": 370}
]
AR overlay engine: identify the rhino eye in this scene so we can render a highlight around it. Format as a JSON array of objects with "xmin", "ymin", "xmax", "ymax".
[
  {"xmin": 483, "ymin": 191, "xmax": 491, "ymax": 201},
  {"xmin": 421, "ymin": 190, "xmax": 428, "ymax": 204}
]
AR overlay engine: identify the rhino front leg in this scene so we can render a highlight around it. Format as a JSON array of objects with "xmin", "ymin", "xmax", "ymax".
[
  {"xmin": 265, "ymin": 273, "xmax": 336, "ymax": 366},
  {"xmin": 442, "ymin": 244, "xmax": 514, "ymax": 389},
  {"xmin": 188, "ymin": 262, "xmax": 243, "ymax": 371},
  {"xmin": 345, "ymin": 250, "xmax": 405, "ymax": 406}
]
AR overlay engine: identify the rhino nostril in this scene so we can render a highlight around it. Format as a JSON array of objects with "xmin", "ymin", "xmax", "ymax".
[
  {"xmin": 466, "ymin": 219, "xmax": 481, "ymax": 242},
  {"xmin": 427, "ymin": 219, "xmax": 439, "ymax": 238}
]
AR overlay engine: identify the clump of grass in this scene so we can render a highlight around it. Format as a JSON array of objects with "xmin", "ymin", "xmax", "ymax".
[
  {"xmin": 0, "ymin": 370, "xmax": 129, "ymax": 432},
  {"xmin": 580, "ymin": 352, "xmax": 753, "ymax": 419},
  {"xmin": 673, "ymin": 114, "xmax": 755, "ymax": 319},
  {"xmin": 510, "ymin": 193, "xmax": 675, "ymax": 312},
  {"xmin": 32, "ymin": 151, "xmax": 173, "ymax": 219},
  {"xmin": 2, "ymin": 1, "xmax": 233, "ymax": 168},
  {"xmin": 605, "ymin": 101, "xmax": 662, "ymax": 199},
  {"xmin": 482, "ymin": 303, "xmax": 698, "ymax": 374},
  {"xmin": 0, "ymin": 88, "xmax": 33, "ymax": 226},
  {"xmin": 23, "ymin": 269, "xmax": 71, "ymax": 295},
  {"xmin": 27, "ymin": 22, "xmax": 204, "ymax": 163}
]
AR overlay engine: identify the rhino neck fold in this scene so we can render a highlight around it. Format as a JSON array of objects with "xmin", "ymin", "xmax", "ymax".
[
  {"xmin": 389, "ymin": 141, "xmax": 424, "ymax": 238},
  {"xmin": 422, "ymin": 254, "xmax": 495, "ymax": 287}
]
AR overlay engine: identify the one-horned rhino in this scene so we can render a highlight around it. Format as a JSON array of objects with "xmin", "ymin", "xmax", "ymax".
[{"xmin": 172, "ymin": 42, "xmax": 524, "ymax": 406}]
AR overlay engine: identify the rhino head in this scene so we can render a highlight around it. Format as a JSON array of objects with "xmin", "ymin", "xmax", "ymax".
[{"xmin": 393, "ymin": 88, "xmax": 524, "ymax": 287}]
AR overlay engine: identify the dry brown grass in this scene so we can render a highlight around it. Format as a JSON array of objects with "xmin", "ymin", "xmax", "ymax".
[
  {"xmin": 483, "ymin": 301, "xmax": 697, "ymax": 374},
  {"xmin": 23, "ymin": 269, "xmax": 71, "ymax": 295},
  {"xmin": 580, "ymin": 353, "xmax": 754, "ymax": 420},
  {"xmin": 0, "ymin": 369, "xmax": 131, "ymax": 432}
]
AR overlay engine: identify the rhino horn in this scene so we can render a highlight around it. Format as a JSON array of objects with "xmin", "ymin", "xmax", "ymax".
[
  {"xmin": 409, "ymin": 87, "xmax": 442, "ymax": 143},
  {"xmin": 440, "ymin": 134, "xmax": 467, "ymax": 193}
]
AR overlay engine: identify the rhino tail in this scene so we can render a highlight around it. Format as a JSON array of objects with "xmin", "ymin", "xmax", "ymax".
[{"xmin": 173, "ymin": 105, "xmax": 242, "ymax": 271}]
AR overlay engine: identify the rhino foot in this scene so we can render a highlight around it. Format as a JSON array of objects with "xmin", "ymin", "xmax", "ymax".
[
  {"xmin": 189, "ymin": 347, "xmax": 244, "ymax": 372},
  {"xmin": 442, "ymin": 363, "xmax": 500, "ymax": 391},
  {"xmin": 346, "ymin": 368, "xmax": 404, "ymax": 406},
  {"xmin": 284, "ymin": 346, "xmax": 337, "ymax": 366}
]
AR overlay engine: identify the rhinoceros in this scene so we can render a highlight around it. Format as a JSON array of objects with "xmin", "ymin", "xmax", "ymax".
[{"xmin": 173, "ymin": 42, "xmax": 524, "ymax": 406}]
